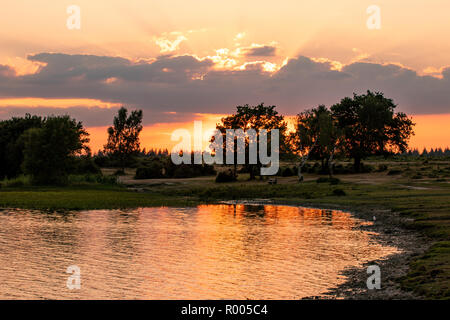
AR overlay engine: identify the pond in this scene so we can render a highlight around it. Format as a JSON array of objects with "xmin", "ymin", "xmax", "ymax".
[{"xmin": 0, "ymin": 204, "xmax": 398, "ymax": 299}]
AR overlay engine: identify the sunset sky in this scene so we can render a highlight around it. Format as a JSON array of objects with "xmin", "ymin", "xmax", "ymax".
[{"xmin": 1, "ymin": 0, "xmax": 449, "ymax": 151}]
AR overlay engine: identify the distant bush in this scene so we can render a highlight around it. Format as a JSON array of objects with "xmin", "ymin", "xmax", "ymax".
[
  {"xmin": 0, "ymin": 175, "xmax": 31, "ymax": 188},
  {"xmin": 215, "ymin": 170, "xmax": 236, "ymax": 183},
  {"xmin": 377, "ymin": 164, "xmax": 388, "ymax": 172},
  {"xmin": 135, "ymin": 162, "xmax": 164, "ymax": 179},
  {"xmin": 72, "ymin": 156, "xmax": 102, "ymax": 175},
  {"xmin": 411, "ymin": 174, "xmax": 423, "ymax": 179},
  {"xmin": 332, "ymin": 188, "xmax": 346, "ymax": 196},
  {"xmin": 135, "ymin": 157, "xmax": 215, "ymax": 179},
  {"xmin": 281, "ymin": 167, "xmax": 295, "ymax": 177},
  {"xmin": 173, "ymin": 166, "xmax": 194, "ymax": 178},
  {"xmin": 387, "ymin": 169, "xmax": 402, "ymax": 175}
]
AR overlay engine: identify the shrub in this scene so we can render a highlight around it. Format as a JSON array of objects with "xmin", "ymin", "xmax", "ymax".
[
  {"xmin": 1, "ymin": 175, "xmax": 31, "ymax": 188},
  {"xmin": 135, "ymin": 162, "xmax": 164, "ymax": 179},
  {"xmin": 332, "ymin": 188, "xmax": 346, "ymax": 196},
  {"xmin": 387, "ymin": 169, "xmax": 402, "ymax": 175},
  {"xmin": 72, "ymin": 156, "xmax": 101, "ymax": 175},
  {"xmin": 281, "ymin": 167, "xmax": 295, "ymax": 177},
  {"xmin": 411, "ymin": 174, "xmax": 423, "ymax": 179},
  {"xmin": 173, "ymin": 166, "xmax": 194, "ymax": 178},
  {"xmin": 377, "ymin": 164, "xmax": 388, "ymax": 172},
  {"xmin": 215, "ymin": 170, "xmax": 236, "ymax": 183}
]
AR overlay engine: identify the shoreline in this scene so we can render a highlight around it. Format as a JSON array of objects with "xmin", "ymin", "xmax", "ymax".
[
  {"xmin": 219, "ymin": 200, "xmax": 430, "ymax": 299},
  {"xmin": 321, "ymin": 205, "xmax": 430, "ymax": 299}
]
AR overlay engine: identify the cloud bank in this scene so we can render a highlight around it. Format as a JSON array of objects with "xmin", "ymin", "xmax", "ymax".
[{"xmin": 0, "ymin": 52, "xmax": 449, "ymax": 126}]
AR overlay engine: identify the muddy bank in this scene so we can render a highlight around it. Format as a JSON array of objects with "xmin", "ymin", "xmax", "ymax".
[{"xmin": 313, "ymin": 206, "xmax": 430, "ymax": 299}]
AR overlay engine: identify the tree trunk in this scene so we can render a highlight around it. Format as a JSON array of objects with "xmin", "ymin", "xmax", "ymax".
[
  {"xmin": 249, "ymin": 165, "xmax": 255, "ymax": 180},
  {"xmin": 297, "ymin": 143, "xmax": 317, "ymax": 182},
  {"xmin": 328, "ymin": 146, "xmax": 336, "ymax": 178}
]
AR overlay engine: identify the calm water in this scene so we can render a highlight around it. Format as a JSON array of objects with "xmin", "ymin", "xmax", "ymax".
[{"xmin": 0, "ymin": 204, "xmax": 398, "ymax": 299}]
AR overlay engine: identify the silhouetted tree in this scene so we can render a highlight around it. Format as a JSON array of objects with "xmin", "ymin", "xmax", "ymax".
[
  {"xmin": 290, "ymin": 105, "xmax": 341, "ymax": 181},
  {"xmin": 331, "ymin": 91, "xmax": 414, "ymax": 172},
  {"xmin": 0, "ymin": 114, "xmax": 43, "ymax": 179},
  {"xmin": 21, "ymin": 115, "xmax": 89, "ymax": 185},
  {"xmin": 104, "ymin": 107, "xmax": 143, "ymax": 170},
  {"xmin": 216, "ymin": 103, "xmax": 287, "ymax": 180}
]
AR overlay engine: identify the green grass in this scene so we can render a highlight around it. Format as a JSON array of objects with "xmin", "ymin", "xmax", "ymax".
[{"xmin": 0, "ymin": 185, "xmax": 197, "ymax": 210}]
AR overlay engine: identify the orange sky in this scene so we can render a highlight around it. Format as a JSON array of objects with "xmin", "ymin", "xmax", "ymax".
[
  {"xmin": 1, "ymin": 1, "xmax": 450, "ymax": 151},
  {"xmin": 87, "ymin": 113, "xmax": 450, "ymax": 153}
]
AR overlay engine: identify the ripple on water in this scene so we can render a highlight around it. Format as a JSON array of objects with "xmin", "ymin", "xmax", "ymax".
[{"xmin": 0, "ymin": 205, "xmax": 399, "ymax": 299}]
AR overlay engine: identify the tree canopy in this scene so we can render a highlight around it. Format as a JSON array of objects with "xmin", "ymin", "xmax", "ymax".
[
  {"xmin": 216, "ymin": 103, "xmax": 287, "ymax": 179},
  {"xmin": 21, "ymin": 115, "xmax": 90, "ymax": 184},
  {"xmin": 0, "ymin": 114, "xmax": 43, "ymax": 179},
  {"xmin": 104, "ymin": 107, "xmax": 143, "ymax": 169},
  {"xmin": 331, "ymin": 90, "xmax": 414, "ymax": 171},
  {"xmin": 290, "ymin": 105, "xmax": 341, "ymax": 179}
]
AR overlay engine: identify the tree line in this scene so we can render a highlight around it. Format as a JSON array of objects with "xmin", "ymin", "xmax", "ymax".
[
  {"xmin": 215, "ymin": 90, "xmax": 415, "ymax": 181},
  {"xmin": 0, "ymin": 90, "xmax": 417, "ymax": 185}
]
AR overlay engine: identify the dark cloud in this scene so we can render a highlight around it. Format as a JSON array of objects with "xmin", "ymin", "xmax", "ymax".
[
  {"xmin": 243, "ymin": 45, "xmax": 277, "ymax": 57},
  {"xmin": 0, "ymin": 64, "xmax": 16, "ymax": 77},
  {"xmin": 0, "ymin": 53, "xmax": 449, "ymax": 126}
]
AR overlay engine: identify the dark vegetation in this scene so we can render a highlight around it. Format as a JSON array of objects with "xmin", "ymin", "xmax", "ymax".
[{"xmin": 134, "ymin": 155, "xmax": 216, "ymax": 179}]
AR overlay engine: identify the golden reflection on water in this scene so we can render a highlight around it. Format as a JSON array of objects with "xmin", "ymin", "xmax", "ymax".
[{"xmin": 0, "ymin": 205, "xmax": 398, "ymax": 299}]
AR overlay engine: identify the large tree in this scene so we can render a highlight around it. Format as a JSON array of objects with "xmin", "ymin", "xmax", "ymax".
[
  {"xmin": 331, "ymin": 91, "xmax": 414, "ymax": 172},
  {"xmin": 216, "ymin": 103, "xmax": 287, "ymax": 180},
  {"xmin": 290, "ymin": 105, "xmax": 341, "ymax": 181},
  {"xmin": 104, "ymin": 107, "xmax": 143, "ymax": 170},
  {"xmin": 0, "ymin": 114, "xmax": 43, "ymax": 179},
  {"xmin": 21, "ymin": 115, "xmax": 90, "ymax": 185}
]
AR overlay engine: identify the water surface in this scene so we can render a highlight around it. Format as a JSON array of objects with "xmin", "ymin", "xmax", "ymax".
[{"xmin": 0, "ymin": 204, "xmax": 398, "ymax": 299}]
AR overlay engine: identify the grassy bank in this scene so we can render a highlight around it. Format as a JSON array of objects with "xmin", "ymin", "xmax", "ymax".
[
  {"xmin": 0, "ymin": 160, "xmax": 449, "ymax": 299},
  {"xmin": 0, "ymin": 185, "xmax": 198, "ymax": 210}
]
